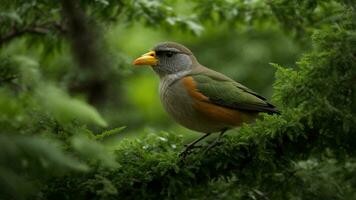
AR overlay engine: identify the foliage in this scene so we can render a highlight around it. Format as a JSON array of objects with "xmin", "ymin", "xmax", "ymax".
[{"xmin": 0, "ymin": 0, "xmax": 355, "ymax": 199}]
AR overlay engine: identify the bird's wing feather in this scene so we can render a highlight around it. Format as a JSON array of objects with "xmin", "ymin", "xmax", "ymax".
[{"xmin": 186, "ymin": 72, "xmax": 279, "ymax": 114}]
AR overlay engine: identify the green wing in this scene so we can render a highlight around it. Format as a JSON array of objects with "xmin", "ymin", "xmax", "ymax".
[{"xmin": 190, "ymin": 72, "xmax": 280, "ymax": 114}]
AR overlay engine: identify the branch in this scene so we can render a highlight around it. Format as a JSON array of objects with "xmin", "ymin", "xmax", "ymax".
[{"xmin": 0, "ymin": 22, "xmax": 66, "ymax": 46}]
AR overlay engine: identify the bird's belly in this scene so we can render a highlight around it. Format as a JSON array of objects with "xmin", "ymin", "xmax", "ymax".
[{"xmin": 159, "ymin": 79, "xmax": 230, "ymax": 133}]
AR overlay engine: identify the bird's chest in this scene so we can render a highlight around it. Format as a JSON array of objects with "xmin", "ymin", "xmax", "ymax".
[
  {"xmin": 159, "ymin": 77, "xmax": 196, "ymax": 125},
  {"xmin": 159, "ymin": 75, "xmax": 225, "ymax": 133}
]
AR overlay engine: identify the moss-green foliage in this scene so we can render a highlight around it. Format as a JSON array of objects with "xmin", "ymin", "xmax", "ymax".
[{"xmin": 0, "ymin": 0, "xmax": 355, "ymax": 199}]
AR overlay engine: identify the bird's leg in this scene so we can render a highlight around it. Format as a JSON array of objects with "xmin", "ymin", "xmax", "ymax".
[
  {"xmin": 183, "ymin": 144, "xmax": 203, "ymax": 149},
  {"xmin": 204, "ymin": 129, "xmax": 227, "ymax": 153},
  {"xmin": 180, "ymin": 133, "xmax": 211, "ymax": 158}
]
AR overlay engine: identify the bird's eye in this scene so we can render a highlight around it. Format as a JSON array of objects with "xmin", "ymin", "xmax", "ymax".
[{"xmin": 166, "ymin": 52, "xmax": 174, "ymax": 57}]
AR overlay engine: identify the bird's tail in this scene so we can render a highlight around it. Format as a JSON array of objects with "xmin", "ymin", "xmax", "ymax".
[{"xmin": 265, "ymin": 103, "xmax": 281, "ymax": 115}]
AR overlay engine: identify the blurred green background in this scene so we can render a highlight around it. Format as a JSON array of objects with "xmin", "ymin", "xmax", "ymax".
[
  {"xmin": 2, "ymin": 0, "xmax": 354, "ymax": 199},
  {"xmin": 0, "ymin": 0, "xmax": 312, "ymax": 197},
  {"xmin": 1, "ymin": 2, "xmax": 306, "ymax": 141},
  {"xmin": 1, "ymin": 0, "xmax": 304, "ymax": 140}
]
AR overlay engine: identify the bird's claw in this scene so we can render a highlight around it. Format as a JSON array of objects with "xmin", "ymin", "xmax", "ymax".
[
  {"xmin": 179, "ymin": 131, "xmax": 226, "ymax": 159},
  {"xmin": 179, "ymin": 144, "xmax": 203, "ymax": 158},
  {"xmin": 183, "ymin": 144, "xmax": 203, "ymax": 148},
  {"xmin": 179, "ymin": 150, "xmax": 190, "ymax": 159},
  {"xmin": 180, "ymin": 141, "xmax": 223, "ymax": 159},
  {"xmin": 203, "ymin": 141, "xmax": 223, "ymax": 153},
  {"xmin": 179, "ymin": 146, "xmax": 194, "ymax": 158}
]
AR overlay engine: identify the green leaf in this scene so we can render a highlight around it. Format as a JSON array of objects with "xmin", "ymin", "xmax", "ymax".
[
  {"xmin": 71, "ymin": 134, "xmax": 120, "ymax": 168},
  {"xmin": 95, "ymin": 0, "xmax": 109, "ymax": 6},
  {"xmin": 185, "ymin": 20, "xmax": 204, "ymax": 35},
  {"xmin": 0, "ymin": 11, "xmax": 22, "ymax": 23},
  {"xmin": 36, "ymin": 85, "xmax": 108, "ymax": 127},
  {"xmin": 0, "ymin": 135, "xmax": 88, "ymax": 198},
  {"xmin": 13, "ymin": 55, "xmax": 41, "ymax": 86},
  {"xmin": 96, "ymin": 126, "xmax": 126, "ymax": 141}
]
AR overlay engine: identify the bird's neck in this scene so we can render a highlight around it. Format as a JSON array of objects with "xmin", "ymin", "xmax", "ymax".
[{"xmin": 159, "ymin": 69, "xmax": 192, "ymax": 86}]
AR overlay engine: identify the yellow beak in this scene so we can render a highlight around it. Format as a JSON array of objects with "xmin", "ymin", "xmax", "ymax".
[{"xmin": 132, "ymin": 51, "xmax": 158, "ymax": 66}]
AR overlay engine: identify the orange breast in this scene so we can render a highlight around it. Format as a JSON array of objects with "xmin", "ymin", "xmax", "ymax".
[{"xmin": 182, "ymin": 76, "xmax": 250, "ymax": 126}]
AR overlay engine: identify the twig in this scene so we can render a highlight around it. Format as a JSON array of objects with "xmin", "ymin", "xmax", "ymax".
[{"xmin": 0, "ymin": 22, "xmax": 66, "ymax": 46}]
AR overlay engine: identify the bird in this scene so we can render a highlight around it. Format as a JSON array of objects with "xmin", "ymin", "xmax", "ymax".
[{"xmin": 133, "ymin": 42, "xmax": 279, "ymax": 156}]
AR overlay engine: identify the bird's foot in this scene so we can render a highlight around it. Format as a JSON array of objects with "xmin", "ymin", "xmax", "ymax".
[
  {"xmin": 203, "ymin": 129, "xmax": 227, "ymax": 153},
  {"xmin": 179, "ymin": 144, "xmax": 200, "ymax": 158},
  {"xmin": 203, "ymin": 138, "xmax": 224, "ymax": 153},
  {"xmin": 183, "ymin": 144, "xmax": 203, "ymax": 148},
  {"xmin": 179, "ymin": 149, "xmax": 191, "ymax": 159},
  {"xmin": 179, "ymin": 133, "xmax": 211, "ymax": 159},
  {"xmin": 203, "ymin": 141, "xmax": 223, "ymax": 153}
]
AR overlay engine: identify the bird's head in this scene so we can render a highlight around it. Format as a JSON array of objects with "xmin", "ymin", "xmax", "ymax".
[{"xmin": 133, "ymin": 42, "xmax": 198, "ymax": 77}]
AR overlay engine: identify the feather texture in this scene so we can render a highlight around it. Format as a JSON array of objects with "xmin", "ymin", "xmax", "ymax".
[{"xmin": 187, "ymin": 66, "xmax": 280, "ymax": 114}]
